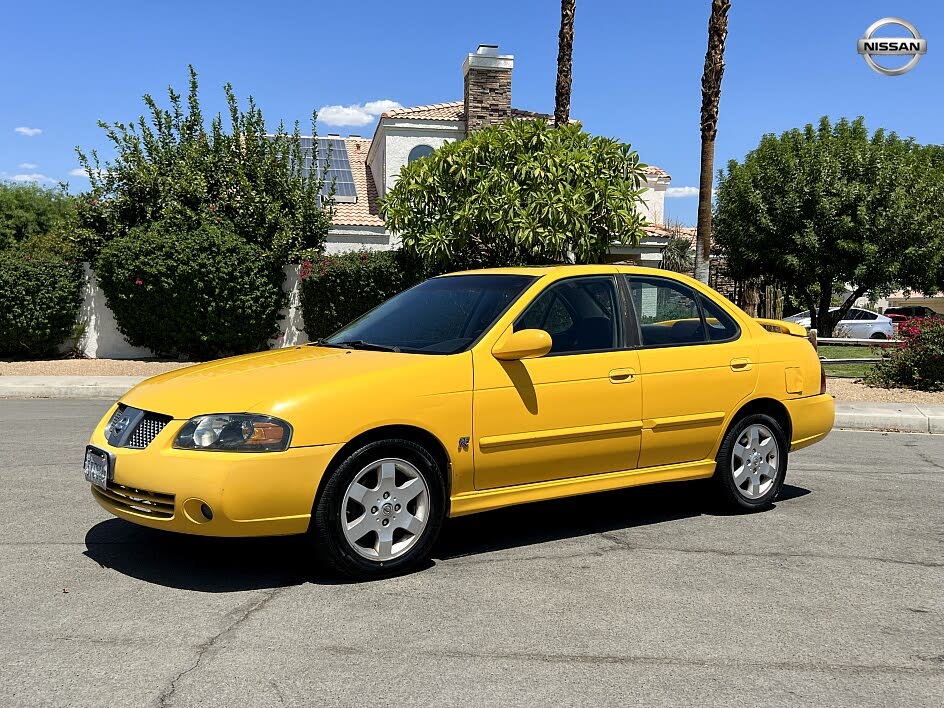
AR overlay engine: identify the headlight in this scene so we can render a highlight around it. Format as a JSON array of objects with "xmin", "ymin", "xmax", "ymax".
[{"xmin": 174, "ymin": 414, "xmax": 292, "ymax": 452}]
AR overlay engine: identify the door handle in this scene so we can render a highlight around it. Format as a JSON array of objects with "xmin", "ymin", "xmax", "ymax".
[
  {"xmin": 730, "ymin": 357, "xmax": 753, "ymax": 372},
  {"xmin": 609, "ymin": 368, "xmax": 636, "ymax": 383}
]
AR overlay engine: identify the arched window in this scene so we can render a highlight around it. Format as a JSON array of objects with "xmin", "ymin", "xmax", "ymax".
[{"xmin": 408, "ymin": 144, "xmax": 435, "ymax": 163}]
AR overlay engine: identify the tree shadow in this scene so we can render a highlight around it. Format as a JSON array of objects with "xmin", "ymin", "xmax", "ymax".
[{"xmin": 84, "ymin": 483, "xmax": 811, "ymax": 590}]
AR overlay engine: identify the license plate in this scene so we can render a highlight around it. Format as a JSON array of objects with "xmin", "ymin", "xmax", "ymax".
[{"xmin": 84, "ymin": 446, "xmax": 112, "ymax": 489}]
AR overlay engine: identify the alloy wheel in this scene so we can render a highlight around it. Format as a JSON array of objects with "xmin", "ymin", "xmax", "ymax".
[
  {"xmin": 731, "ymin": 423, "xmax": 779, "ymax": 500},
  {"xmin": 340, "ymin": 458, "xmax": 430, "ymax": 561}
]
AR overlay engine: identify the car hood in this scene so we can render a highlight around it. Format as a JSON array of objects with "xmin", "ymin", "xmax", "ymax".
[{"xmin": 122, "ymin": 345, "xmax": 463, "ymax": 420}]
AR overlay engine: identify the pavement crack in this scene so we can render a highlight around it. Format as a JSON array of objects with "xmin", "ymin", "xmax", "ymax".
[
  {"xmin": 446, "ymin": 533, "xmax": 943, "ymax": 570},
  {"xmin": 155, "ymin": 586, "xmax": 285, "ymax": 707}
]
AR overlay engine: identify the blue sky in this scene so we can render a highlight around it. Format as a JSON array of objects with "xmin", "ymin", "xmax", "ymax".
[{"xmin": 1, "ymin": 0, "xmax": 941, "ymax": 225}]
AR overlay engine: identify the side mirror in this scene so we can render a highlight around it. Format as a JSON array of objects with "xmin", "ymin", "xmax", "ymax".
[{"xmin": 492, "ymin": 329, "xmax": 552, "ymax": 361}]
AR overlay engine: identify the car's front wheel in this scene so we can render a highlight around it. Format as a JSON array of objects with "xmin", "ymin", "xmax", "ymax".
[
  {"xmin": 310, "ymin": 439, "xmax": 445, "ymax": 579},
  {"xmin": 712, "ymin": 414, "xmax": 788, "ymax": 511}
]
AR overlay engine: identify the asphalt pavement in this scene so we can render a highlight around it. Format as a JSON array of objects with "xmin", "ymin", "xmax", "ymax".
[{"xmin": 0, "ymin": 400, "xmax": 941, "ymax": 707}]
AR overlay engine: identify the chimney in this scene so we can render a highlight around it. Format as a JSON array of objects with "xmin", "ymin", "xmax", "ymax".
[{"xmin": 462, "ymin": 44, "xmax": 514, "ymax": 136}]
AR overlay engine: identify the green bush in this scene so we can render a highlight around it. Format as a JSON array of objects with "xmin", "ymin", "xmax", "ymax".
[
  {"xmin": 866, "ymin": 318, "xmax": 944, "ymax": 391},
  {"xmin": 0, "ymin": 250, "xmax": 83, "ymax": 357},
  {"xmin": 298, "ymin": 250, "xmax": 433, "ymax": 340},
  {"xmin": 0, "ymin": 182, "xmax": 75, "ymax": 252},
  {"xmin": 95, "ymin": 221, "xmax": 284, "ymax": 358}
]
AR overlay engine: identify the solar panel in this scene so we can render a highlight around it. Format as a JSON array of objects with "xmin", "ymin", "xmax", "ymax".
[{"xmin": 267, "ymin": 135, "xmax": 357, "ymax": 203}]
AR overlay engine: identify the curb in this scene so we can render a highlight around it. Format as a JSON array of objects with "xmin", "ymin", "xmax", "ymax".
[
  {"xmin": 2, "ymin": 379, "xmax": 943, "ymax": 434},
  {"xmin": 0, "ymin": 376, "xmax": 145, "ymax": 400},
  {"xmin": 834, "ymin": 402, "xmax": 944, "ymax": 434}
]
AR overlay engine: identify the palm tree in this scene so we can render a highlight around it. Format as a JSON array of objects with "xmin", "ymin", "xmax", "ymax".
[
  {"xmin": 661, "ymin": 235, "xmax": 695, "ymax": 274},
  {"xmin": 555, "ymin": 0, "xmax": 576, "ymax": 126},
  {"xmin": 694, "ymin": 0, "xmax": 731, "ymax": 283}
]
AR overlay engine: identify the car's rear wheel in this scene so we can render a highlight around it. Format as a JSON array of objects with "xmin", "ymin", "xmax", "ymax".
[
  {"xmin": 712, "ymin": 413, "xmax": 788, "ymax": 511},
  {"xmin": 310, "ymin": 439, "xmax": 445, "ymax": 579},
  {"xmin": 869, "ymin": 332, "xmax": 887, "ymax": 340}
]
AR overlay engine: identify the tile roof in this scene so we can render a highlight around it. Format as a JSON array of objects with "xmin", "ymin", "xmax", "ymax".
[
  {"xmin": 382, "ymin": 101, "xmax": 465, "ymax": 120},
  {"xmin": 642, "ymin": 224, "xmax": 697, "ymax": 245},
  {"xmin": 644, "ymin": 165, "xmax": 670, "ymax": 179},
  {"xmin": 329, "ymin": 137, "xmax": 384, "ymax": 228},
  {"xmin": 381, "ymin": 100, "xmax": 556, "ymax": 123}
]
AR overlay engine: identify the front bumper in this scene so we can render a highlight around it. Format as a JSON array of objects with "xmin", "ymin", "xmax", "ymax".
[
  {"xmin": 784, "ymin": 393, "xmax": 835, "ymax": 451},
  {"xmin": 88, "ymin": 407, "xmax": 341, "ymax": 537}
]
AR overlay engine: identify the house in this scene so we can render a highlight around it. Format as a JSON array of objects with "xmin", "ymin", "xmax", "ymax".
[{"xmin": 320, "ymin": 44, "xmax": 675, "ymax": 265}]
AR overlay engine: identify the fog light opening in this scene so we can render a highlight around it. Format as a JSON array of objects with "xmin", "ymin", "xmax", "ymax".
[{"xmin": 200, "ymin": 503, "xmax": 213, "ymax": 521}]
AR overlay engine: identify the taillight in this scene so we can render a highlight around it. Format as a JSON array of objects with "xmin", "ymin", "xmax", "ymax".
[{"xmin": 820, "ymin": 362, "xmax": 827, "ymax": 395}]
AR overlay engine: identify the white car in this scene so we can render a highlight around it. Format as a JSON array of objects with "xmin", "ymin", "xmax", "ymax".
[{"xmin": 784, "ymin": 307, "xmax": 894, "ymax": 339}]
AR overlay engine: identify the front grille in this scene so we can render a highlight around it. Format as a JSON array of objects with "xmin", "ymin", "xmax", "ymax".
[
  {"xmin": 105, "ymin": 405, "xmax": 172, "ymax": 449},
  {"xmin": 92, "ymin": 482, "xmax": 175, "ymax": 519},
  {"xmin": 126, "ymin": 413, "xmax": 172, "ymax": 449}
]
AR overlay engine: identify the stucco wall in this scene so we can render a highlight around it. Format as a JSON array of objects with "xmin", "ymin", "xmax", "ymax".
[
  {"xmin": 376, "ymin": 123, "xmax": 465, "ymax": 194},
  {"xmin": 75, "ymin": 264, "xmax": 309, "ymax": 359}
]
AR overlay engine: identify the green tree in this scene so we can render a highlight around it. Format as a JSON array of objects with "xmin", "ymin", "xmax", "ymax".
[
  {"xmin": 382, "ymin": 119, "xmax": 648, "ymax": 269},
  {"xmin": 75, "ymin": 66, "xmax": 332, "ymax": 262},
  {"xmin": 0, "ymin": 182, "xmax": 74, "ymax": 252},
  {"xmin": 714, "ymin": 116, "xmax": 944, "ymax": 336}
]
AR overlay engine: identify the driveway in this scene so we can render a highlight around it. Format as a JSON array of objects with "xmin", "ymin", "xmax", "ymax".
[{"xmin": 1, "ymin": 400, "xmax": 941, "ymax": 706}]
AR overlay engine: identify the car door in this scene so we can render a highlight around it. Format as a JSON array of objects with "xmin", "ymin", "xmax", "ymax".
[
  {"xmin": 472, "ymin": 275, "xmax": 643, "ymax": 490},
  {"xmin": 627, "ymin": 275, "xmax": 757, "ymax": 469},
  {"xmin": 840, "ymin": 309, "xmax": 867, "ymax": 338}
]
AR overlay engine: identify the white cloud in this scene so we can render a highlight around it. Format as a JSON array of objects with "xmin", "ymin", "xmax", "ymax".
[
  {"xmin": 362, "ymin": 99, "xmax": 402, "ymax": 115},
  {"xmin": 14, "ymin": 126, "xmax": 42, "ymax": 137},
  {"xmin": 665, "ymin": 186, "xmax": 699, "ymax": 198},
  {"xmin": 18, "ymin": 162, "xmax": 38, "ymax": 169},
  {"xmin": 317, "ymin": 99, "xmax": 403, "ymax": 127},
  {"xmin": 11, "ymin": 173, "xmax": 53, "ymax": 183},
  {"xmin": 69, "ymin": 166, "xmax": 108, "ymax": 179}
]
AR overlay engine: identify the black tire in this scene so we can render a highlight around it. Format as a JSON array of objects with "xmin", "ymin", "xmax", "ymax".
[
  {"xmin": 309, "ymin": 438, "xmax": 446, "ymax": 580},
  {"xmin": 711, "ymin": 413, "xmax": 788, "ymax": 512},
  {"xmin": 869, "ymin": 332, "xmax": 887, "ymax": 340}
]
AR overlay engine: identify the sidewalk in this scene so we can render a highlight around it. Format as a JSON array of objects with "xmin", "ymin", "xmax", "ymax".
[{"xmin": 1, "ymin": 376, "xmax": 942, "ymax": 434}]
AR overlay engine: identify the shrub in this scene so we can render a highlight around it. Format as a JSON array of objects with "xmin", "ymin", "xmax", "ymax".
[
  {"xmin": 298, "ymin": 250, "xmax": 433, "ymax": 340},
  {"xmin": 75, "ymin": 67, "xmax": 331, "ymax": 262},
  {"xmin": 382, "ymin": 119, "xmax": 648, "ymax": 268},
  {"xmin": 0, "ymin": 250, "xmax": 83, "ymax": 357},
  {"xmin": 95, "ymin": 221, "xmax": 284, "ymax": 358},
  {"xmin": 866, "ymin": 318, "xmax": 944, "ymax": 391}
]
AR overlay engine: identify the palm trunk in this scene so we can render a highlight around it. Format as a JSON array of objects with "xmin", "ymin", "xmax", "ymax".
[
  {"xmin": 694, "ymin": 137, "xmax": 716, "ymax": 282},
  {"xmin": 694, "ymin": 0, "xmax": 731, "ymax": 283},
  {"xmin": 555, "ymin": 0, "xmax": 576, "ymax": 127}
]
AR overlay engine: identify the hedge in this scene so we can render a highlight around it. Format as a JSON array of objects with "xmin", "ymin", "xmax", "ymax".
[
  {"xmin": 95, "ymin": 221, "xmax": 285, "ymax": 358},
  {"xmin": 0, "ymin": 250, "xmax": 83, "ymax": 357},
  {"xmin": 299, "ymin": 250, "xmax": 434, "ymax": 340}
]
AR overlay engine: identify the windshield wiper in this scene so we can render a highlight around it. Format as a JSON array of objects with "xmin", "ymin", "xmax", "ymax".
[{"xmin": 318, "ymin": 339, "xmax": 401, "ymax": 353}]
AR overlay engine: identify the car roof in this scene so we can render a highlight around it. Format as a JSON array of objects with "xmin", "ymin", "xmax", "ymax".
[{"xmin": 442, "ymin": 264, "xmax": 691, "ymax": 278}]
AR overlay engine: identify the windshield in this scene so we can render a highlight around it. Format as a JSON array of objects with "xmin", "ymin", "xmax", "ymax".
[{"xmin": 321, "ymin": 274, "xmax": 537, "ymax": 354}]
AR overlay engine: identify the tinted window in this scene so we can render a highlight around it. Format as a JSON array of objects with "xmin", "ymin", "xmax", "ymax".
[
  {"xmin": 323, "ymin": 274, "xmax": 535, "ymax": 354},
  {"xmin": 629, "ymin": 276, "xmax": 705, "ymax": 346},
  {"xmin": 857, "ymin": 310, "xmax": 878, "ymax": 321},
  {"xmin": 515, "ymin": 277, "xmax": 620, "ymax": 354},
  {"xmin": 699, "ymin": 294, "xmax": 740, "ymax": 341}
]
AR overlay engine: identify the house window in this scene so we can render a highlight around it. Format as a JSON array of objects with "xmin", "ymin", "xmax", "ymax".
[{"xmin": 408, "ymin": 145, "xmax": 435, "ymax": 163}]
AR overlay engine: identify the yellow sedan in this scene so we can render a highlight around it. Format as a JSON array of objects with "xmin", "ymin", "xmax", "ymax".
[{"xmin": 85, "ymin": 265, "xmax": 834, "ymax": 578}]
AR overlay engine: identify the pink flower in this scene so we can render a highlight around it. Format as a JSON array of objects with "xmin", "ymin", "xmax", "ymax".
[{"xmin": 134, "ymin": 277, "xmax": 144, "ymax": 286}]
